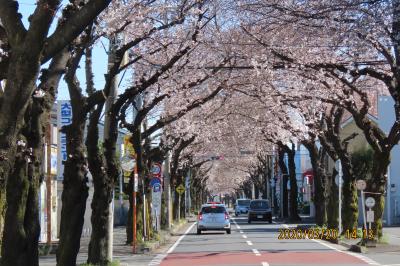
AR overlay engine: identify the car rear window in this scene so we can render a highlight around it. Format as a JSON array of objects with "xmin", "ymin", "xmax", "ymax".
[
  {"xmin": 250, "ymin": 201, "xmax": 269, "ymax": 209},
  {"xmin": 237, "ymin": 200, "xmax": 250, "ymax": 206},
  {"xmin": 202, "ymin": 206, "xmax": 225, "ymax": 213}
]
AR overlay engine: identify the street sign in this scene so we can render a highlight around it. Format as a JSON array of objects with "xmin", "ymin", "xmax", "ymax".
[
  {"xmin": 150, "ymin": 177, "xmax": 161, "ymax": 188},
  {"xmin": 356, "ymin": 180, "xmax": 367, "ymax": 190},
  {"xmin": 121, "ymin": 155, "xmax": 136, "ymax": 172},
  {"xmin": 365, "ymin": 197, "xmax": 376, "ymax": 208},
  {"xmin": 151, "ymin": 183, "xmax": 162, "ymax": 231},
  {"xmin": 176, "ymin": 184, "xmax": 185, "ymax": 195},
  {"xmin": 151, "ymin": 163, "xmax": 162, "ymax": 177},
  {"xmin": 134, "ymin": 174, "xmax": 138, "ymax": 192},
  {"xmin": 366, "ymin": 210, "xmax": 374, "ymax": 223}
]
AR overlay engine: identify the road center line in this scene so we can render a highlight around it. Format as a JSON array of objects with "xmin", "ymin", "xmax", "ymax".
[
  {"xmin": 148, "ymin": 222, "xmax": 196, "ymax": 266},
  {"xmin": 246, "ymin": 240, "xmax": 253, "ymax": 246},
  {"xmin": 252, "ymin": 248, "xmax": 261, "ymax": 256},
  {"xmin": 261, "ymin": 262, "xmax": 269, "ymax": 266},
  {"xmin": 242, "ymin": 235, "xmax": 247, "ymax": 239}
]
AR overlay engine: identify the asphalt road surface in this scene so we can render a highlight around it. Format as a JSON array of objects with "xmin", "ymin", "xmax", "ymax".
[{"xmin": 147, "ymin": 217, "xmax": 400, "ymax": 266}]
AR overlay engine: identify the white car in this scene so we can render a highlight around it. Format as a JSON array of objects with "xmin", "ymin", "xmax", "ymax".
[{"xmin": 197, "ymin": 203, "xmax": 231, "ymax": 234}]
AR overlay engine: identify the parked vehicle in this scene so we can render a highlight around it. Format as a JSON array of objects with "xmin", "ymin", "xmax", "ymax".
[
  {"xmin": 197, "ymin": 203, "xmax": 231, "ymax": 234},
  {"xmin": 248, "ymin": 199, "xmax": 272, "ymax": 223},
  {"xmin": 234, "ymin": 199, "xmax": 251, "ymax": 216}
]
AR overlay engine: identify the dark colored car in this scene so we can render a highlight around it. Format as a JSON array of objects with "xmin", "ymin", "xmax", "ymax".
[{"xmin": 248, "ymin": 199, "xmax": 272, "ymax": 223}]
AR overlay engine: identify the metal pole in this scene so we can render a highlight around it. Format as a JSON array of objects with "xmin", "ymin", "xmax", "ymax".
[
  {"xmin": 339, "ymin": 176, "xmax": 342, "ymax": 234},
  {"xmin": 361, "ymin": 191, "xmax": 367, "ymax": 230},
  {"xmin": 338, "ymin": 162, "xmax": 342, "ymax": 235},
  {"xmin": 163, "ymin": 153, "xmax": 172, "ymax": 230},
  {"xmin": 46, "ymin": 119, "xmax": 52, "ymax": 244},
  {"xmin": 133, "ymin": 159, "xmax": 137, "ymax": 253},
  {"xmin": 368, "ymin": 207, "xmax": 372, "ymax": 231},
  {"xmin": 178, "ymin": 192, "xmax": 181, "ymax": 222},
  {"xmin": 119, "ymin": 171, "xmax": 123, "ymax": 223},
  {"xmin": 387, "ymin": 166, "xmax": 391, "ymax": 225},
  {"xmin": 143, "ymin": 192, "xmax": 146, "ymax": 240}
]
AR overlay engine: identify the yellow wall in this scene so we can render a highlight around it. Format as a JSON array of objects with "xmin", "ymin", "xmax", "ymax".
[{"xmin": 340, "ymin": 118, "xmax": 373, "ymax": 153}]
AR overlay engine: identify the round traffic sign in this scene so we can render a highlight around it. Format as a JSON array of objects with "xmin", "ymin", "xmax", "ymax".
[
  {"xmin": 365, "ymin": 197, "xmax": 376, "ymax": 208},
  {"xmin": 150, "ymin": 177, "xmax": 161, "ymax": 187},
  {"xmin": 151, "ymin": 163, "xmax": 162, "ymax": 176},
  {"xmin": 356, "ymin": 180, "xmax": 367, "ymax": 190}
]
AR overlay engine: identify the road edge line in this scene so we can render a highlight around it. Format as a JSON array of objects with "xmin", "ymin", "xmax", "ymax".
[
  {"xmin": 282, "ymin": 224, "xmax": 381, "ymax": 266},
  {"xmin": 167, "ymin": 222, "xmax": 197, "ymax": 254},
  {"xmin": 148, "ymin": 222, "xmax": 196, "ymax": 265}
]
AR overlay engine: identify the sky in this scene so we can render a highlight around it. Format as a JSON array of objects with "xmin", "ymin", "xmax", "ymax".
[{"xmin": 19, "ymin": 1, "xmax": 112, "ymax": 100}]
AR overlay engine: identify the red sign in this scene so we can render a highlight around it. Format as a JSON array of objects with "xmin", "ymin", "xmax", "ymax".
[{"xmin": 151, "ymin": 163, "xmax": 162, "ymax": 177}]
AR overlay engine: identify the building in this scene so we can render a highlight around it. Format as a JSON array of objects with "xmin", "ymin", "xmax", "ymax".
[{"xmin": 39, "ymin": 102, "xmax": 129, "ymax": 243}]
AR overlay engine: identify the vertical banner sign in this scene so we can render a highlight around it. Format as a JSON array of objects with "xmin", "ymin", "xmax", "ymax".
[
  {"xmin": 57, "ymin": 101, "xmax": 72, "ymax": 180},
  {"xmin": 151, "ymin": 183, "xmax": 162, "ymax": 231},
  {"xmin": 123, "ymin": 135, "xmax": 135, "ymax": 183}
]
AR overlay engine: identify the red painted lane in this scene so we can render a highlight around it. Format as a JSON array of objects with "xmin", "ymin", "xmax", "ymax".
[{"xmin": 160, "ymin": 251, "xmax": 366, "ymax": 266}]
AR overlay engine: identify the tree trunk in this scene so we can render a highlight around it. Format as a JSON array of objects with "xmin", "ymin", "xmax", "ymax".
[
  {"xmin": 370, "ymin": 151, "xmax": 390, "ymax": 239},
  {"xmin": 341, "ymin": 178, "xmax": 358, "ymax": 232},
  {"xmin": 327, "ymin": 169, "xmax": 339, "ymax": 230},
  {"xmin": 1, "ymin": 132, "xmax": 40, "ymax": 266},
  {"xmin": 278, "ymin": 147, "xmax": 289, "ymax": 218},
  {"xmin": 304, "ymin": 141, "xmax": 327, "ymax": 226},
  {"xmin": 1, "ymin": 147, "xmax": 31, "ymax": 266},
  {"xmin": 56, "ymin": 121, "xmax": 89, "ymax": 266},
  {"xmin": 286, "ymin": 147, "xmax": 301, "ymax": 222},
  {"xmin": 86, "ymin": 103, "xmax": 114, "ymax": 265}
]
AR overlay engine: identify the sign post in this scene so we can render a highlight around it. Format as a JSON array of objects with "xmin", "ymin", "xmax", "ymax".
[
  {"xmin": 335, "ymin": 160, "xmax": 343, "ymax": 234},
  {"xmin": 176, "ymin": 184, "xmax": 185, "ymax": 222},
  {"xmin": 365, "ymin": 197, "xmax": 375, "ymax": 233},
  {"xmin": 356, "ymin": 180, "xmax": 367, "ymax": 231},
  {"xmin": 152, "ymin": 183, "xmax": 162, "ymax": 231},
  {"xmin": 121, "ymin": 136, "xmax": 137, "ymax": 253}
]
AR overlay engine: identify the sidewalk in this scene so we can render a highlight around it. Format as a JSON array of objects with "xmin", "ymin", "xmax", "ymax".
[
  {"xmin": 328, "ymin": 227, "xmax": 400, "ymax": 254},
  {"xmin": 283, "ymin": 216, "xmax": 400, "ymax": 254},
  {"xmin": 39, "ymin": 216, "xmax": 195, "ymax": 266}
]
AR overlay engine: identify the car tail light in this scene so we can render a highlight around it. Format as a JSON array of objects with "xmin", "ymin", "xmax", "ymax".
[
  {"xmin": 198, "ymin": 212, "xmax": 203, "ymax": 221},
  {"xmin": 225, "ymin": 212, "xmax": 229, "ymax": 220}
]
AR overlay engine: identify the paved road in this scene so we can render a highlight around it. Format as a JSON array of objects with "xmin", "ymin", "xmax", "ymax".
[
  {"xmin": 149, "ymin": 217, "xmax": 399, "ymax": 266},
  {"xmin": 39, "ymin": 217, "xmax": 400, "ymax": 265}
]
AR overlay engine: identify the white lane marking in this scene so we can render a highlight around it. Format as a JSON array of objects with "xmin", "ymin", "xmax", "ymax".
[
  {"xmin": 148, "ymin": 222, "xmax": 197, "ymax": 266},
  {"xmin": 246, "ymin": 240, "xmax": 253, "ymax": 246},
  {"xmin": 232, "ymin": 218, "xmax": 241, "ymax": 229},
  {"xmin": 252, "ymin": 248, "xmax": 261, "ymax": 256},
  {"xmin": 261, "ymin": 262, "xmax": 269, "ymax": 266},
  {"xmin": 240, "ymin": 230, "xmax": 244, "ymax": 234},
  {"xmin": 310, "ymin": 237, "xmax": 381, "ymax": 265},
  {"xmin": 242, "ymin": 235, "xmax": 247, "ymax": 239}
]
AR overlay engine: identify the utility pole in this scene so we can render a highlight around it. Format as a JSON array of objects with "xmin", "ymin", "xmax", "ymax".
[
  {"xmin": 163, "ymin": 153, "xmax": 172, "ymax": 230},
  {"xmin": 105, "ymin": 34, "xmax": 127, "ymax": 261}
]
